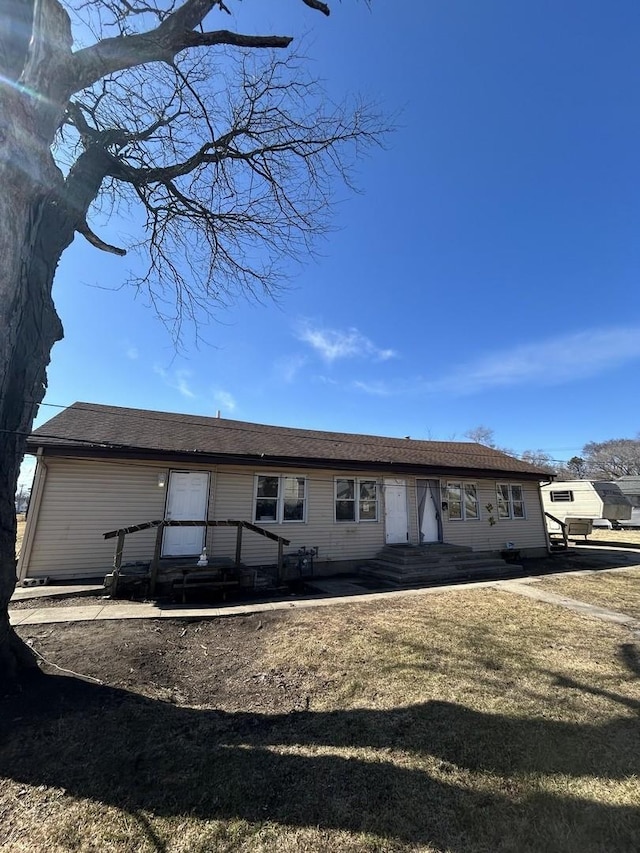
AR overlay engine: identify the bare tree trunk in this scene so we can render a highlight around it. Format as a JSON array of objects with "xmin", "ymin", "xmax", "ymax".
[
  {"xmin": 0, "ymin": 189, "xmax": 67, "ymax": 681},
  {"xmin": 0, "ymin": 0, "xmax": 89, "ymax": 683},
  {"xmin": 0, "ymin": 83, "xmax": 70, "ymax": 683}
]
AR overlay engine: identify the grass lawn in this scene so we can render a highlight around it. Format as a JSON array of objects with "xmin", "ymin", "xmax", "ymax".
[
  {"xmin": 535, "ymin": 567, "xmax": 640, "ymax": 621},
  {"xmin": 2, "ymin": 586, "xmax": 640, "ymax": 852},
  {"xmin": 586, "ymin": 529, "xmax": 640, "ymax": 547}
]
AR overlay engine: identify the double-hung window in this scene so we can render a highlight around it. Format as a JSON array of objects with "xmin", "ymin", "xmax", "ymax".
[
  {"xmin": 446, "ymin": 482, "xmax": 479, "ymax": 520},
  {"xmin": 496, "ymin": 483, "xmax": 525, "ymax": 519},
  {"xmin": 335, "ymin": 478, "xmax": 378, "ymax": 522},
  {"xmin": 254, "ymin": 475, "xmax": 306, "ymax": 523}
]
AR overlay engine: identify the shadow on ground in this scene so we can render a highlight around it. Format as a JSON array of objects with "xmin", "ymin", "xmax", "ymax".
[{"xmin": 1, "ymin": 666, "xmax": 639, "ymax": 852}]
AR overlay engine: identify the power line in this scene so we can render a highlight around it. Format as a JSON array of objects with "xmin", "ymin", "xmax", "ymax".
[
  {"xmin": 6, "ymin": 398, "xmax": 639, "ymax": 475},
  {"xmin": 3, "ymin": 398, "xmax": 595, "ymax": 466}
]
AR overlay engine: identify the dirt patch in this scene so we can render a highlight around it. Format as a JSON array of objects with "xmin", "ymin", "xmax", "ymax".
[{"xmin": 15, "ymin": 613, "xmax": 322, "ymax": 712}]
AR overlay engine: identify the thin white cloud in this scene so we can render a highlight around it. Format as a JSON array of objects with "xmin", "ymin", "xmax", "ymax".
[
  {"xmin": 119, "ymin": 340, "xmax": 138, "ymax": 360},
  {"xmin": 425, "ymin": 326, "xmax": 640, "ymax": 395},
  {"xmin": 349, "ymin": 326, "xmax": 640, "ymax": 399},
  {"xmin": 274, "ymin": 354, "xmax": 307, "ymax": 384},
  {"xmin": 213, "ymin": 390, "xmax": 237, "ymax": 412},
  {"xmin": 154, "ymin": 366, "xmax": 196, "ymax": 399},
  {"xmin": 352, "ymin": 380, "xmax": 394, "ymax": 396},
  {"xmin": 296, "ymin": 323, "xmax": 397, "ymax": 363}
]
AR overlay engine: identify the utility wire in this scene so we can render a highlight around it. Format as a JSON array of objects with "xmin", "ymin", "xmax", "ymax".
[{"xmin": 1, "ymin": 398, "xmax": 592, "ymax": 465}]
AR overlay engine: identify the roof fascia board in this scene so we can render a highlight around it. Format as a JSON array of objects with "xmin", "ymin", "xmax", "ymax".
[{"xmin": 31, "ymin": 443, "xmax": 547, "ymax": 481}]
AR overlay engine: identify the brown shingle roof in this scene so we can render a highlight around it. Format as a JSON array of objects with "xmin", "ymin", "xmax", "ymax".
[{"xmin": 28, "ymin": 402, "xmax": 549, "ymax": 478}]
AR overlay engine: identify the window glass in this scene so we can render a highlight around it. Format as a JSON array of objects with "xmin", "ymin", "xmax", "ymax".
[
  {"xmin": 496, "ymin": 483, "xmax": 526, "ymax": 519},
  {"xmin": 336, "ymin": 500, "xmax": 356, "ymax": 521},
  {"xmin": 336, "ymin": 477, "xmax": 355, "ymax": 521},
  {"xmin": 336, "ymin": 479, "xmax": 355, "ymax": 501},
  {"xmin": 255, "ymin": 475, "xmax": 306, "ymax": 522},
  {"xmin": 512, "ymin": 484, "xmax": 525, "ymax": 518},
  {"xmin": 464, "ymin": 484, "xmax": 478, "ymax": 519},
  {"xmin": 283, "ymin": 476, "xmax": 305, "ymax": 521},
  {"xmin": 497, "ymin": 484, "xmax": 511, "ymax": 518},
  {"xmin": 448, "ymin": 483, "xmax": 462, "ymax": 520},
  {"xmin": 256, "ymin": 498, "xmax": 278, "ymax": 521},
  {"xmin": 257, "ymin": 476, "xmax": 279, "ymax": 498},
  {"xmin": 336, "ymin": 478, "xmax": 378, "ymax": 522},
  {"xmin": 359, "ymin": 480, "xmax": 378, "ymax": 520}
]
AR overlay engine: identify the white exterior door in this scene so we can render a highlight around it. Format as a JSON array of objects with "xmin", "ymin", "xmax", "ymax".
[
  {"xmin": 162, "ymin": 471, "xmax": 210, "ymax": 557},
  {"xmin": 384, "ymin": 478, "xmax": 408, "ymax": 544}
]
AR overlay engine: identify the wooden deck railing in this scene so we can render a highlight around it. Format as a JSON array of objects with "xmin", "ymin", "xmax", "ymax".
[
  {"xmin": 103, "ymin": 520, "xmax": 291, "ymax": 595},
  {"xmin": 544, "ymin": 511, "xmax": 568, "ymax": 549}
]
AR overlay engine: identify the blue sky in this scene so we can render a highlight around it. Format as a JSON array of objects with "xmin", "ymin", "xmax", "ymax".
[{"xmin": 21, "ymin": 0, "xmax": 640, "ymax": 485}]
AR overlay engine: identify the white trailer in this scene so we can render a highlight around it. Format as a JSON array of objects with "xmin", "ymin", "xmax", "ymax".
[
  {"xmin": 615, "ymin": 476, "xmax": 640, "ymax": 528},
  {"xmin": 541, "ymin": 481, "xmax": 632, "ymax": 533}
]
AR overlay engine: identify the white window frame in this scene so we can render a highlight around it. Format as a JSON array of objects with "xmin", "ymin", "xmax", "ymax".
[
  {"xmin": 253, "ymin": 474, "xmax": 307, "ymax": 524},
  {"xmin": 445, "ymin": 481, "xmax": 480, "ymax": 521},
  {"xmin": 334, "ymin": 477, "xmax": 379, "ymax": 523},
  {"xmin": 496, "ymin": 483, "xmax": 526, "ymax": 520}
]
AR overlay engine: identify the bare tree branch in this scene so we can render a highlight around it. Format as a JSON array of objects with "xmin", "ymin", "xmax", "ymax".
[
  {"xmin": 72, "ymin": 29, "xmax": 293, "ymax": 94},
  {"xmin": 68, "ymin": 0, "xmax": 337, "ymax": 95},
  {"xmin": 302, "ymin": 0, "xmax": 330, "ymax": 16},
  {"xmin": 77, "ymin": 219, "xmax": 127, "ymax": 254}
]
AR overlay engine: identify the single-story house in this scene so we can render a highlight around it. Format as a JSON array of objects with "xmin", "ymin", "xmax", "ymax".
[{"xmin": 17, "ymin": 402, "xmax": 551, "ymax": 583}]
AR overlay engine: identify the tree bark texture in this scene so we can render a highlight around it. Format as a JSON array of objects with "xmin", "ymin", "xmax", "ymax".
[{"xmin": 0, "ymin": 0, "xmax": 74, "ymax": 682}]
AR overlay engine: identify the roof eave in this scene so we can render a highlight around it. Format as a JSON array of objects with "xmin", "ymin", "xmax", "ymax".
[{"xmin": 27, "ymin": 440, "xmax": 549, "ymax": 481}]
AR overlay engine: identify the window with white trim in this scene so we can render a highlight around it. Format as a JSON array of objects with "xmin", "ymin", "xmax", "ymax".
[
  {"xmin": 496, "ymin": 483, "xmax": 526, "ymax": 519},
  {"xmin": 254, "ymin": 475, "xmax": 306, "ymax": 523},
  {"xmin": 550, "ymin": 490, "xmax": 574, "ymax": 503},
  {"xmin": 446, "ymin": 482, "xmax": 479, "ymax": 520},
  {"xmin": 335, "ymin": 478, "xmax": 378, "ymax": 522}
]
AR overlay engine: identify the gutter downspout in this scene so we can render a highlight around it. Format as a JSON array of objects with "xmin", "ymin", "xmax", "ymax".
[
  {"xmin": 538, "ymin": 478, "xmax": 554, "ymax": 555},
  {"xmin": 16, "ymin": 448, "xmax": 48, "ymax": 582}
]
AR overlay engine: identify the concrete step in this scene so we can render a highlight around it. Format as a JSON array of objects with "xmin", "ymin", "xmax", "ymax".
[
  {"xmin": 368, "ymin": 552, "xmax": 504, "ymax": 572},
  {"xmin": 365, "ymin": 554, "xmax": 509, "ymax": 573},
  {"xmin": 359, "ymin": 560, "xmax": 518, "ymax": 586},
  {"xmin": 379, "ymin": 544, "xmax": 472, "ymax": 563}
]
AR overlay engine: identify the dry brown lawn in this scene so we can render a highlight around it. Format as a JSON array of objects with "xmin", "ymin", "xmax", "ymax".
[
  {"xmin": 536, "ymin": 567, "xmax": 640, "ymax": 621},
  {"xmin": 585, "ymin": 528, "xmax": 640, "ymax": 547},
  {"xmin": 2, "ymin": 585, "xmax": 640, "ymax": 852}
]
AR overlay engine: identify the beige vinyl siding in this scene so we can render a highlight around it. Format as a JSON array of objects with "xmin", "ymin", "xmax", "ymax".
[
  {"xmin": 23, "ymin": 457, "xmax": 217, "ymax": 579},
  {"xmin": 440, "ymin": 480, "xmax": 546, "ymax": 551},
  {"xmin": 22, "ymin": 456, "xmax": 547, "ymax": 581},
  {"xmin": 208, "ymin": 467, "xmax": 389, "ymax": 568}
]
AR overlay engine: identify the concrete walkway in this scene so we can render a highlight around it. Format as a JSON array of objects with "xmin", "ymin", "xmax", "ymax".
[
  {"xmin": 498, "ymin": 579, "xmax": 640, "ymax": 634},
  {"xmin": 10, "ymin": 584, "xmax": 104, "ymax": 602},
  {"xmin": 10, "ymin": 577, "xmax": 506, "ymax": 626},
  {"xmin": 9, "ymin": 563, "xmax": 640, "ymax": 628}
]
